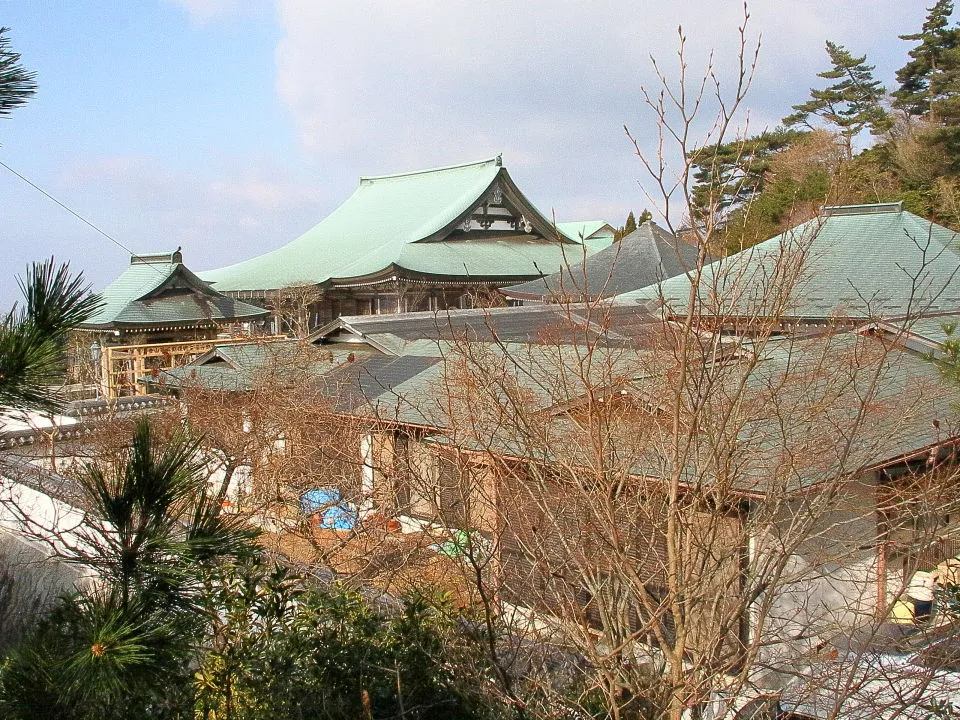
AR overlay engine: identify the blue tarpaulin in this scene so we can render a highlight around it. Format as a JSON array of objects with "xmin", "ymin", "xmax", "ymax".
[{"xmin": 300, "ymin": 488, "xmax": 357, "ymax": 530}]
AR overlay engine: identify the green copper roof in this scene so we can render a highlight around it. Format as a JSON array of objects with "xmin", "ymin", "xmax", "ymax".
[
  {"xmin": 895, "ymin": 314, "xmax": 960, "ymax": 346},
  {"xmin": 202, "ymin": 157, "xmax": 583, "ymax": 293},
  {"xmin": 151, "ymin": 340, "xmax": 368, "ymax": 392},
  {"xmin": 556, "ymin": 220, "xmax": 615, "ymax": 248},
  {"xmin": 867, "ymin": 312, "xmax": 960, "ymax": 357},
  {"xmin": 617, "ymin": 203, "xmax": 960, "ymax": 320},
  {"xmin": 82, "ymin": 251, "xmax": 269, "ymax": 329}
]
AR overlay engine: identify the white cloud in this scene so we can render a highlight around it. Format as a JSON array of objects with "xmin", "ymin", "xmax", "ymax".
[
  {"xmin": 272, "ymin": 0, "xmax": 923, "ymax": 224},
  {"xmin": 61, "ymin": 155, "xmax": 322, "ymax": 212},
  {"xmin": 57, "ymin": 154, "xmax": 327, "ymax": 273},
  {"xmin": 165, "ymin": 0, "xmax": 243, "ymax": 24}
]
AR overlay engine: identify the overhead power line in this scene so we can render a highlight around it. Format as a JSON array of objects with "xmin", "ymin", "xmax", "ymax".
[{"xmin": 0, "ymin": 158, "xmax": 164, "ymax": 276}]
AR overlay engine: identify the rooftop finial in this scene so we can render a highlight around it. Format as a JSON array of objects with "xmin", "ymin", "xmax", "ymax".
[{"xmin": 495, "ymin": 154, "xmax": 502, "ymax": 167}]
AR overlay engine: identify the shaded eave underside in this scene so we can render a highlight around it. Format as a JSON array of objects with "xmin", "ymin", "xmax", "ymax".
[{"xmin": 319, "ymin": 262, "xmax": 559, "ymax": 289}]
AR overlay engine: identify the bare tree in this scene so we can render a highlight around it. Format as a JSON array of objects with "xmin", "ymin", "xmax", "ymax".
[
  {"xmin": 352, "ymin": 9, "xmax": 960, "ymax": 719},
  {"xmin": 273, "ymin": 284, "xmax": 324, "ymax": 337}
]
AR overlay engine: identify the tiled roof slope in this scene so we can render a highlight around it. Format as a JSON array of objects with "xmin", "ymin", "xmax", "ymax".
[
  {"xmin": 151, "ymin": 341, "xmax": 366, "ymax": 393},
  {"xmin": 723, "ymin": 333, "xmax": 959, "ymax": 492},
  {"xmin": 616, "ymin": 204, "xmax": 960, "ymax": 321},
  {"xmin": 503, "ymin": 221, "xmax": 705, "ymax": 302},
  {"xmin": 863, "ymin": 312, "xmax": 960, "ymax": 358},
  {"xmin": 82, "ymin": 251, "xmax": 268, "ymax": 330},
  {"xmin": 203, "ymin": 157, "xmax": 586, "ymax": 292},
  {"xmin": 148, "ymin": 307, "xmax": 960, "ymax": 496},
  {"xmin": 309, "ymin": 302, "xmax": 660, "ymax": 348}
]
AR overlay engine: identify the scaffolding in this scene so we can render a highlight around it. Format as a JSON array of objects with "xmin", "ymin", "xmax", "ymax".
[{"xmin": 99, "ymin": 337, "xmax": 272, "ymax": 398}]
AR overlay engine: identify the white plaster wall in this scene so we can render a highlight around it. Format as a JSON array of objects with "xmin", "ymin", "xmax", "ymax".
[
  {"xmin": 0, "ymin": 530, "xmax": 88, "ymax": 652},
  {"xmin": 0, "ymin": 476, "xmax": 89, "ymax": 557},
  {"xmin": 360, "ymin": 433, "xmax": 374, "ymax": 513}
]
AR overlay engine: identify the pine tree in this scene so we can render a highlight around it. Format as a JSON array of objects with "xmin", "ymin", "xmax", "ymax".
[
  {"xmin": 689, "ymin": 127, "xmax": 808, "ymax": 218},
  {"xmin": 0, "ymin": 260, "xmax": 101, "ymax": 411},
  {"xmin": 784, "ymin": 41, "xmax": 891, "ymax": 159},
  {"xmin": 0, "ymin": 27, "xmax": 36, "ymax": 119},
  {"xmin": 894, "ymin": 1, "xmax": 960, "ymax": 119},
  {"xmin": 637, "ymin": 208, "xmax": 653, "ymax": 224}
]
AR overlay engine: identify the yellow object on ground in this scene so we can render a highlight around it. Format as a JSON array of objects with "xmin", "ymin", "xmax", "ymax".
[{"xmin": 890, "ymin": 599, "xmax": 915, "ymax": 624}]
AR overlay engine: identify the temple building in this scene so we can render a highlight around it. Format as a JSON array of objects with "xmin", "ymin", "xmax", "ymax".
[
  {"xmin": 77, "ymin": 250, "xmax": 269, "ymax": 397},
  {"xmin": 201, "ymin": 156, "xmax": 603, "ymax": 328}
]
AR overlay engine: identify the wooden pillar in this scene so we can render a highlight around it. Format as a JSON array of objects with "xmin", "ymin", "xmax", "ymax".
[{"xmin": 101, "ymin": 345, "xmax": 114, "ymax": 399}]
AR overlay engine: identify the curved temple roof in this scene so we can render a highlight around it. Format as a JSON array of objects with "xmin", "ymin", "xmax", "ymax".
[
  {"xmin": 201, "ymin": 156, "xmax": 588, "ymax": 293},
  {"xmin": 82, "ymin": 250, "xmax": 268, "ymax": 330}
]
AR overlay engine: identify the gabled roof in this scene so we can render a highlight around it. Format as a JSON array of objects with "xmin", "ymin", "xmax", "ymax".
[
  {"xmin": 556, "ymin": 220, "xmax": 615, "ymax": 247},
  {"xmin": 189, "ymin": 339, "xmax": 301, "ymax": 369},
  {"xmin": 503, "ymin": 221, "xmax": 705, "ymax": 302},
  {"xmin": 82, "ymin": 251, "xmax": 268, "ymax": 330},
  {"xmin": 323, "ymin": 325, "xmax": 960, "ymax": 489},
  {"xmin": 201, "ymin": 157, "xmax": 585, "ymax": 293},
  {"xmin": 150, "ymin": 339, "xmax": 366, "ymax": 393},
  {"xmin": 145, "ymin": 302, "xmax": 960, "ymax": 496},
  {"xmin": 616, "ymin": 203, "xmax": 960, "ymax": 321}
]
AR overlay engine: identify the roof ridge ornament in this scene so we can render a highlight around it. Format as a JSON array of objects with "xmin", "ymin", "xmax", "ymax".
[{"xmin": 131, "ymin": 250, "xmax": 183, "ymax": 265}]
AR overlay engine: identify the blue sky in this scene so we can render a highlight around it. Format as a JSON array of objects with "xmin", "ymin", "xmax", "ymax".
[{"xmin": 0, "ymin": 0, "xmax": 939, "ymax": 306}]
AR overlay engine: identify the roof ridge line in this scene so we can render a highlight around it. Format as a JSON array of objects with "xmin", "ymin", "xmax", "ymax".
[
  {"xmin": 130, "ymin": 250, "xmax": 183, "ymax": 266},
  {"xmin": 359, "ymin": 155, "xmax": 502, "ymax": 183},
  {"xmin": 822, "ymin": 201, "xmax": 903, "ymax": 216}
]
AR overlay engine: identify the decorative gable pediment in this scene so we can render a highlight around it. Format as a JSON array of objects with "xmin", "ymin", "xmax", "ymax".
[
  {"xmin": 138, "ymin": 265, "xmax": 222, "ymax": 303},
  {"xmin": 456, "ymin": 184, "xmax": 537, "ymax": 235}
]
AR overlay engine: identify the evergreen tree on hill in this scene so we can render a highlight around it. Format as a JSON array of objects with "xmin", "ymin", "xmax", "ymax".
[
  {"xmin": 895, "ymin": 1, "xmax": 960, "ymax": 172},
  {"xmin": 784, "ymin": 41, "xmax": 891, "ymax": 159},
  {"xmin": 615, "ymin": 210, "xmax": 638, "ymax": 241},
  {"xmin": 894, "ymin": 0, "xmax": 960, "ymax": 119},
  {"xmin": 689, "ymin": 127, "xmax": 808, "ymax": 220}
]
